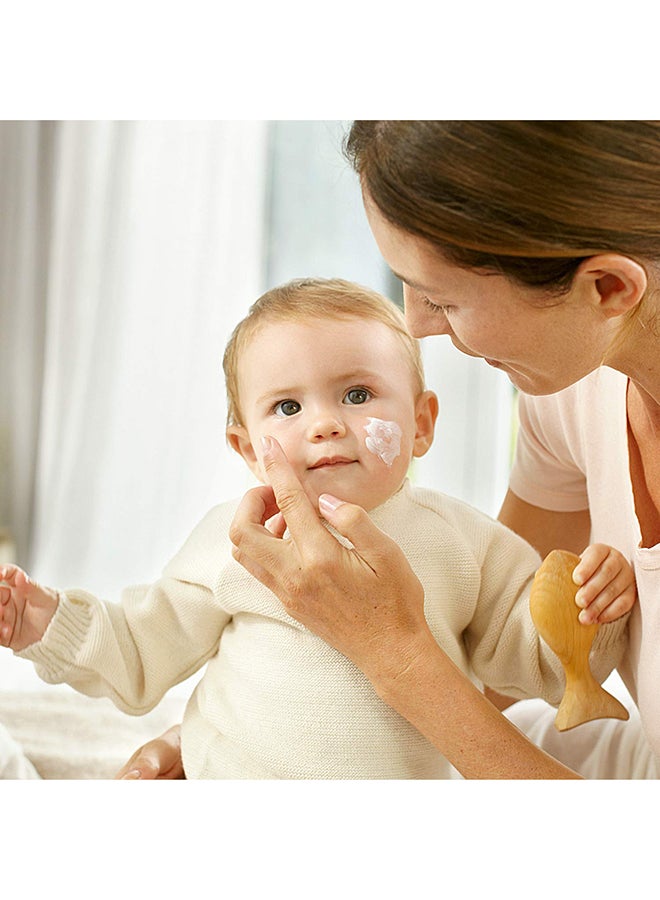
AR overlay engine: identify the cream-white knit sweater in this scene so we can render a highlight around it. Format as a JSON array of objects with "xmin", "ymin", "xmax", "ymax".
[{"xmin": 20, "ymin": 481, "xmax": 626, "ymax": 779}]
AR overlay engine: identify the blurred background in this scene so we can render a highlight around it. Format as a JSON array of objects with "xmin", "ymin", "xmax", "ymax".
[{"xmin": 0, "ymin": 120, "xmax": 516, "ymax": 691}]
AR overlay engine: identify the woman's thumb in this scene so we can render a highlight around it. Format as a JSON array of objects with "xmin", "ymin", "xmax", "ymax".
[{"xmin": 318, "ymin": 494, "xmax": 389, "ymax": 558}]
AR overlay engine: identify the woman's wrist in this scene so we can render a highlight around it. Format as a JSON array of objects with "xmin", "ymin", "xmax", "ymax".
[
  {"xmin": 360, "ymin": 624, "xmax": 439, "ymax": 706},
  {"xmin": 361, "ymin": 625, "xmax": 580, "ymax": 778}
]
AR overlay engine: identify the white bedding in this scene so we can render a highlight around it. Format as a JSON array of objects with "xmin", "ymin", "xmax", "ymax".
[{"xmin": 0, "ymin": 689, "xmax": 186, "ymax": 779}]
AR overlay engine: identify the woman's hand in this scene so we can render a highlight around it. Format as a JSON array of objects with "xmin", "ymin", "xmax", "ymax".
[
  {"xmin": 230, "ymin": 438, "xmax": 580, "ymax": 778},
  {"xmin": 115, "ymin": 724, "xmax": 185, "ymax": 779},
  {"xmin": 229, "ymin": 436, "xmax": 430, "ymax": 683}
]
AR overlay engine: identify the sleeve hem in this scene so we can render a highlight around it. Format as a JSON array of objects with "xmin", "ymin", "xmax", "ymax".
[
  {"xmin": 508, "ymin": 474, "xmax": 590, "ymax": 513},
  {"xmin": 17, "ymin": 590, "xmax": 94, "ymax": 678}
]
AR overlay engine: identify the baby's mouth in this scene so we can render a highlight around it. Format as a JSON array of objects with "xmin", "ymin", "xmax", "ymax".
[{"xmin": 308, "ymin": 456, "xmax": 356, "ymax": 470}]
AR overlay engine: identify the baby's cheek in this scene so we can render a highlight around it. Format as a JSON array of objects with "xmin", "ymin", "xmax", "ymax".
[{"xmin": 363, "ymin": 417, "xmax": 403, "ymax": 467}]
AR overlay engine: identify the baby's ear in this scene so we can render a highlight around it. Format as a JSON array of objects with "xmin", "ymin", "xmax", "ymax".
[
  {"xmin": 226, "ymin": 425, "xmax": 261, "ymax": 479},
  {"xmin": 413, "ymin": 390, "xmax": 438, "ymax": 458}
]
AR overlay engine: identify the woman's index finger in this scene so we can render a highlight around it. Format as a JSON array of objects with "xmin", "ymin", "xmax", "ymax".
[{"xmin": 259, "ymin": 436, "xmax": 328, "ymax": 543}]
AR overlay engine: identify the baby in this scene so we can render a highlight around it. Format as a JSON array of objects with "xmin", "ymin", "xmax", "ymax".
[{"xmin": 0, "ymin": 278, "xmax": 634, "ymax": 778}]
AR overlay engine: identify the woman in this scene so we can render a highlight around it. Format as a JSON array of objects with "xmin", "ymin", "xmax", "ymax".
[{"xmin": 118, "ymin": 121, "xmax": 659, "ymax": 780}]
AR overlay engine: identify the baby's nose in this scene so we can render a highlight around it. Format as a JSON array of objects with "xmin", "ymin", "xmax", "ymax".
[{"xmin": 308, "ymin": 413, "xmax": 346, "ymax": 442}]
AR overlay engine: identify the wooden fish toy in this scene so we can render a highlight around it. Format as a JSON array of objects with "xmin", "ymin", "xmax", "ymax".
[{"xmin": 530, "ymin": 549, "xmax": 630, "ymax": 732}]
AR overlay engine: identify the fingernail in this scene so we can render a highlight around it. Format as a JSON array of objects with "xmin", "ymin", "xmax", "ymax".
[
  {"xmin": 122, "ymin": 769, "xmax": 142, "ymax": 780},
  {"xmin": 260, "ymin": 436, "xmax": 273, "ymax": 454},
  {"xmin": 575, "ymin": 589, "xmax": 586, "ymax": 608},
  {"xmin": 319, "ymin": 494, "xmax": 344, "ymax": 515}
]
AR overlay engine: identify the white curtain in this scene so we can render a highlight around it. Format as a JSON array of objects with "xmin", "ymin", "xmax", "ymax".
[
  {"xmin": 0, "ymin": 123, "xmax": 52, "ymax": 572},
  {"xmin": 0, "ymin": 121, "xmax": 268, "ymax": 689},
  {"xmin": 0, "ymin": 119, "xmax": 516, "ymax": 695}
]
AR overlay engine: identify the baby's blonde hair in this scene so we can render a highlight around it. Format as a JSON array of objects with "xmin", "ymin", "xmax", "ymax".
[{"xmin": 223, "ymin": 277, "xmax": 426, "ymax": 427}]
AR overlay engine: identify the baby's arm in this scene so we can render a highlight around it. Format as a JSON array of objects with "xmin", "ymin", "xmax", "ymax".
[
  {"xmin": 466, "ymin": 521, "xmax": 628, "ymax": 704},
  {"xmin": 0, "ymin": 565, "xmax": 59, "ymax": 652},
  {"xmin": 572, "ymin": 543, "xmax": 636, "ymax": 625}
]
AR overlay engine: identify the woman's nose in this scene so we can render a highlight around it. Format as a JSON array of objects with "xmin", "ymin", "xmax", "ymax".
[
  {"xmin": 307, "ymin": 411, "xmax": 346, "ymax": 442},
  {"xmin": 403, "ymin": 285, "xmax": 452, "ymax": 338}
]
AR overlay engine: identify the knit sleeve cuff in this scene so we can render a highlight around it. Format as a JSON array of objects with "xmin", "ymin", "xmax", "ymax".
[
  {"xmin": 592, "ymin": 613, "xmax": 629, "ymax": 651},
  {"xmin": 589, "ymin": 612, "xmax": 629, "ymax": 682},
  {"xmin": 17, "ymin": 590, "xmax": 95, "ymax": 682}
]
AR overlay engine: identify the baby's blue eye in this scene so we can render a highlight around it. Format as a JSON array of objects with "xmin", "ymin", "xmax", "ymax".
[
  {"xmin": 344, "ymin": 388, "xmax": 371, "ymax": 405},
  {"xmin": 275, "ymin": 399, "xmax": 301, "ymax": 417}
]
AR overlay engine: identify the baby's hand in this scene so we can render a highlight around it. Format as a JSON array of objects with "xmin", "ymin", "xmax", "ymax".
[
  {"xmin": 0, "ymin": 565, "xmax": 59, "ymax": 652},
  {"xmin": 572, "ymin": 544, "xmax": 636, "ymax": 625}
]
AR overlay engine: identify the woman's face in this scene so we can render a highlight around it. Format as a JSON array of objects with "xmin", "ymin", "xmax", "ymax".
[{"xmin": 364, "ymin": 196, "xmax": 617, "ymax": 396}]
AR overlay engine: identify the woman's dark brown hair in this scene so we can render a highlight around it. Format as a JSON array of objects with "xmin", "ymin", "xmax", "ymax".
[{"xmin": 345, "ymin": 121, "xmax": 660, "ymax": 294}]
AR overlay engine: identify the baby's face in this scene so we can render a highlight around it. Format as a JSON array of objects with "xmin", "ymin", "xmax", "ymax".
[{"xmin": 228, "ymin": 316, "xmax": 435, "ymax": 512}]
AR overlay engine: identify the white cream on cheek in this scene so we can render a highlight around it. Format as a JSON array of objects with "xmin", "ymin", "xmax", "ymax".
[{"xmin": 363, "ymin": 417, "xmax": 403, "ymax": 467}]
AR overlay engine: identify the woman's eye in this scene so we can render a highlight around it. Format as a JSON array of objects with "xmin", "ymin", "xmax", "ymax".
[
  {"xmin": 344, "ymin": 388, "xmax": 371, "ymax": 405},
  {"xmin": 274, "ymin": 399, "xmax": 301, "ymax": 417},
  {"xmin": 422, "ymin": 295, "xmax": 451, "ymax": 314}
]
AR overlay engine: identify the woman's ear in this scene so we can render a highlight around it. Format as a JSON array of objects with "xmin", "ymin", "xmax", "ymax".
[
  {"xmin": 413, "ymin": 390, "xmax": 439, "ymax": 459},
  {"xmin": 576, "ymin": 254, "xmax": 647, "ymax": 318},
  {"xmin": 226, "ymin": 425, "xmax": 262, "ymax": 481}
]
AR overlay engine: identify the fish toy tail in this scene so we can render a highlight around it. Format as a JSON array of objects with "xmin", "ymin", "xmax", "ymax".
[{"xmin": 555, "ymin": 675, "xmax": 630, "ymax": 732}]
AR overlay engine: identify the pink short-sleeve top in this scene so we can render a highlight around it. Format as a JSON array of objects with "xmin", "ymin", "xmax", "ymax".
[{"xmin": 509, "ymin": 366, "xmax": 660, "ymax": 760}]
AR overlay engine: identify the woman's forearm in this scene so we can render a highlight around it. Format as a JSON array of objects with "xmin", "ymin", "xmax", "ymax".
[{"xmin": 368, "ymin": 629, "xmax": 581, "ymax": 779}]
